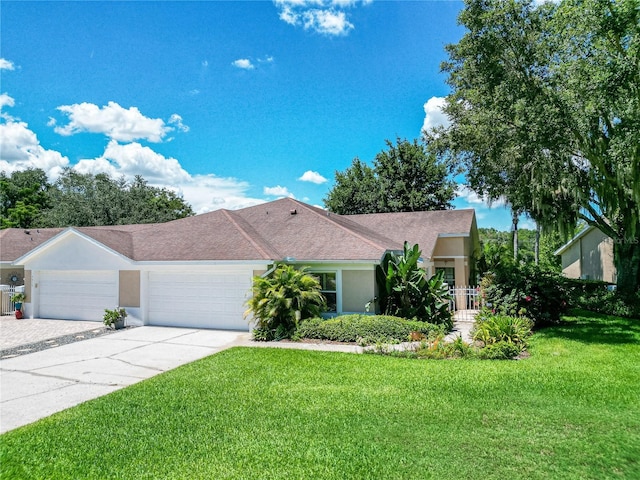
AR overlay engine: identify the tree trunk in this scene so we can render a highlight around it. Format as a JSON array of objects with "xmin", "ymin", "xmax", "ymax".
[
  {"xmin": 614, "ymin": 240, "xmax": 640, "ymax": 297},
  {"xmin": 534, "ymin": 223, "xmax": 540, "ymax": 266},
  {"xmin": 511, "ymin": 211, "xmax": 519, "ymax": 261}
]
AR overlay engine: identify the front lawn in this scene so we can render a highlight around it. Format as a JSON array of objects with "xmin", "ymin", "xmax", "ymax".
[{"xmin": 1, "ymin": 310, "xmax": 639, "ymax": 479}]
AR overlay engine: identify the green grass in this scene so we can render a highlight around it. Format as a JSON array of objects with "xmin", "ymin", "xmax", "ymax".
[{"xmin": 1, "ymin": 310, "xmax": 639, "ymax": 479}]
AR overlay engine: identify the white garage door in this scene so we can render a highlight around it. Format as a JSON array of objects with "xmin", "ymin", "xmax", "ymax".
[
  {"xmin": 39, "ymin": 270, "xmax": 118, "ymax": 321},
  {"xmin": 148, "ymin": 271, "xmax": 250, "ymax": 330}
]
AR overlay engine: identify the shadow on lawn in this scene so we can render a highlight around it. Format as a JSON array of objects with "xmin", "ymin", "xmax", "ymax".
[{"xmin": 536, "ymin": 309, "xmax": 640, "ymax": 345}]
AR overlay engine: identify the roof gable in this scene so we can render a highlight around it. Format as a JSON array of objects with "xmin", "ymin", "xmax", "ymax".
[{"xmin": 15, "ymin": 228, "xmax": 133, "ymax": 268}]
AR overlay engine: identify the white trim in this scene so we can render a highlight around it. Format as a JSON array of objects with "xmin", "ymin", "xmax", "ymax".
[
  {"xmin": 432, "ymin": 255, "xmax": 467, "ymax": 259},
  {"xmin": 437, "ymin": 233, "xmax": 470, "ymax": 238},
  {"xmin": 285, "ymin": 259, "xmax": 379, "ymax": 265},
  {"xmin": 135, "ymin": 260, "xmax": 272, "ymax": 266},
  {"xmin": 554, "ymin": 226, "xmax": 595, "ymax": 256}
]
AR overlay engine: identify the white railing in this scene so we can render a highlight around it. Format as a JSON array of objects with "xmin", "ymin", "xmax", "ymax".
[
  {"xmin": 1, "ymin": 285, "xmax": 17, "ymax": 315},
  {"xmin": 449, "ymin": 286, "xmax": 482, "ymax": 312}
]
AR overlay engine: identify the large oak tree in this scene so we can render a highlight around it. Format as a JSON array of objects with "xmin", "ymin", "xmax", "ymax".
[{"xmin": 427, "ymin": 0, "xmax": 640, "ymax": 295}]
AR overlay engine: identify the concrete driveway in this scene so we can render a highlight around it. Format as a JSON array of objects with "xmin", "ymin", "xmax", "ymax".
[{"xmin": 0, "ymin": 325, "xmax": 250, "ymax": 433}]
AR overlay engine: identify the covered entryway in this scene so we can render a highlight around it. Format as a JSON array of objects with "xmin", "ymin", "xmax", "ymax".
[
  {"xmin": 38, "ymin": 270, "xmax": 118, "ymax": 321},
  {"xmin": 147, "ymin": 271, "xmax": 250, "ymax": 330}
]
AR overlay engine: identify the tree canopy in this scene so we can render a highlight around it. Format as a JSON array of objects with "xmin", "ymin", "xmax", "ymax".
[
  {"xmin": 1, "ymin": 168, "xmax": 194, "ymax": 228},
  {"xmin": 427, "ymin": 0, "xmax": 640, "ymax": 294},
  {"xmin": 324, "ymin": 138, "xmax": 456, "ymax": 214}
]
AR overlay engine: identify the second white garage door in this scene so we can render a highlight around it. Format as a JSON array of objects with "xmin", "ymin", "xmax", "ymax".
[
  {"xmin": 39, "ymin": 270, "xmax": 118, "ymax": 321},
  {"xmin": 148, "ymin": 271, "xmax": 251, "ymax": 330}
]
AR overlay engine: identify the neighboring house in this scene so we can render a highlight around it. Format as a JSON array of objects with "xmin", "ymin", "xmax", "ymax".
[
  {"xmin": 554, "ymin": 226, "xmax": 616, "ymax": 283},
  {"xmin": 1, "ymin": 198, "xmax": 479, "ymax": 330}
]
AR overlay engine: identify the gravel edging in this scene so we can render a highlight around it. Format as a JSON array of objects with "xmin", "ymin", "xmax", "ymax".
[{"xmin": 0, "ymin": 326, "xmax": 137, "ymax": 359}]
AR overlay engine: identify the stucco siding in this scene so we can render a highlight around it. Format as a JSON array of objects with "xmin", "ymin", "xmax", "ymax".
[
  {"xmin": 119, "ymin": 270, "xmax": 141, "ymax": 308},
  {"xmin": 342, "ymin": 270, "xmax": 375, "ymax": 313},
  {"xmin": 561, "ymin": 241, "xmax": 581, "ymax": 276},
  {"xmin": 432, "ymin": 237, "xmax": 465, "ymax": 258},
  {"xmin": 560, "ymin": 227, "xmax": 616, "ymax": 283},
  {"xmin": 0, "ymin": 265, "xmax": 24, "ymax": 286}
]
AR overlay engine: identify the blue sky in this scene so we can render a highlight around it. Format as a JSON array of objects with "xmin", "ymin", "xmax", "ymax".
[{"xmin": 0, "ymin": 0, "xmax": 525, "ymax": 230}]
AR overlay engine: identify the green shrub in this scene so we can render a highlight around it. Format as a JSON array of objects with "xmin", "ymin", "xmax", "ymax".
[
  {"xmin": 472, "ymin": 312, "xmax": 533, "ymax": 347},
  {"xmin": 376, "ymin": 242, "xmax": 453, "ymax": 327},
  {"xmin": 476, "ymin": 341, "xmax": 523, "ymax": 360},
  {"xmin": 414, "ymin": 335, "xmax": 473, "ymax": 359},
  {"xmin": 481, "ymin": 264, "xmax": 569, "ymax": 326},
  {"xmin": 561, "ymin": 279, "xmax": 640, "ymax": 318},
  {"xmin": 245, "ymin": 264, "xmax": 326, "ymax": 341},
  {"xmin": 297, "ymin": 314, "xmax": 444, "ymax": 345}
]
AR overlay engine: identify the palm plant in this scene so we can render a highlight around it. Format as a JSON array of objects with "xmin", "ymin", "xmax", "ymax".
[
  {"xmin": 376, "ymin": 242, "xmax": 452, "ymax": 326},
  {"xmin": 245, "ymin": 263, "xmax": 326, "ymax": 340}
]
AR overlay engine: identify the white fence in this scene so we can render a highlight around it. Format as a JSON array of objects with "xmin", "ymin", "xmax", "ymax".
[
  {"xmin": 449, "ymin": 286, "xmax": 482, "ymax": 322},
  {"xmin": 1, "ymin": 285, "xmax": 18, "ymax": 315}
]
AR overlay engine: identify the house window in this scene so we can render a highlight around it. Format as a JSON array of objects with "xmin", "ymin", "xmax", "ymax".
[
  {"xmin": 436, "ymin": 267, "xmax": 455, "ymax": 286},
  {"xmin": 316, "ymin": 272, "xmax": 337, "ymax": 312}
]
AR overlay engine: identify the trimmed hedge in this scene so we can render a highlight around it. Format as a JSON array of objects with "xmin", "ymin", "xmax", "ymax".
[{"xmin": 297, "ymin": 314, "xmax": 445, "ymax": 345}]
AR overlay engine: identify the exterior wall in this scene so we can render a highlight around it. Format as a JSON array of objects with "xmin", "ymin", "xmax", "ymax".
[
  {"xmin": 432, "ymin": 237, "xmax": 465, "ymax": 257},
  {"xmin": 24, "ymin": 270, "xmax": 31, "ymax": 301},
  {"xmin": 431, "ymin": 228, "xmax": 479, "ymax": 307},
  {"xmin": 560, "ymin": 228, "xmax": 616, "ymax": 283},
  {"xmin": 431, "ymin": 236, "xmax": 476, "ymax": 286},
  {"xmin": 561, "ymin": 242, "xmax": 582, "ymax": 279},
  {"xmin": 119, "ymin": 270, "xmax": 140, "ymax": 308},
  {"xmin": 342, "ymin": 270, "xmax": 375, "ymax": 313},
  {"xmin": 0, "ymin": 265, "xmax": 25, "ymax": 286},
  {"xmin": 581, "ymin": 229, "xmax": 615, "ymax": 282},
  {"xmin": 306, "ymin": 263, "xmax": 376, "ymax": 315}
]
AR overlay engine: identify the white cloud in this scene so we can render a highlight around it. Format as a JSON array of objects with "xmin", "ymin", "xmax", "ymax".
[
  {"xmin": 303, "ymin": 9, "xmax": 353, "ymax": 35},
  {"xmin": 0, "ymin": 93, "xmax": 16, "ymax": 112},
  {"xmin": 168, "ymin": 114, "xmax": 189, "ymax": 133},
  {"xmin": 0, "ymin": 59, "xmax": 15, "ymax": 70},
  {"xmin": 422, "ymin": 96, "xmax": 450, "ymax": 133},
  {"xmin": 178, "ymin": 175, "xmax": 265, "ymax": 213},
  {"xmin": 53, "ymin": 101, "xmax": 187, "ymax": 143},
  {"xmin": 298, "ymin": 170, "xmax": 327, "ymax": 184},
  {"xmin": 264, "ymin": 185, "xmax": 295, "ymax": 198},
  {"xmin": 274, "ymin": 0, "xmax": 369, "ymax": 36},
  {"xmin": 0, "ymin": 102, "xmax": 70, "ymax": 178},
  {"xmin": 75, "ymin": 140, "xmax": 191, "ymax": 184},
  {"xmin": 74, "ymin": 140, "xmax": 265, "ymax": 213},
  {"xmin": 232, "ymin": 58, "xmax": 255, "ymax": 70},
  {"xmin": 456, "ymin": 184, "xmax": 506, "ymax": 208}
]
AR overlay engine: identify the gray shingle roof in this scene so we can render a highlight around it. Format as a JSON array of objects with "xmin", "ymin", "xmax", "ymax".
[{"xmin": 1, "ymin": 198, "xmax": 476, "ymax": 263}]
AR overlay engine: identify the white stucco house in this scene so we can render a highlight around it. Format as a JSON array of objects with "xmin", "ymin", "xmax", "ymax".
[{"xmin": 1, "ymin": 198, "xmax": 479, "ymax": 330}]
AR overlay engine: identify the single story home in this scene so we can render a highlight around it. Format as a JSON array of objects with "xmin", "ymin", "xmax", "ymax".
[
  {"xmin": 554, "ymin": 225, "xmax": 616, "ymax": 283},
  {"xmin": 1, "ymin": 198, "xmax": 479, "ymax": 330}
]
